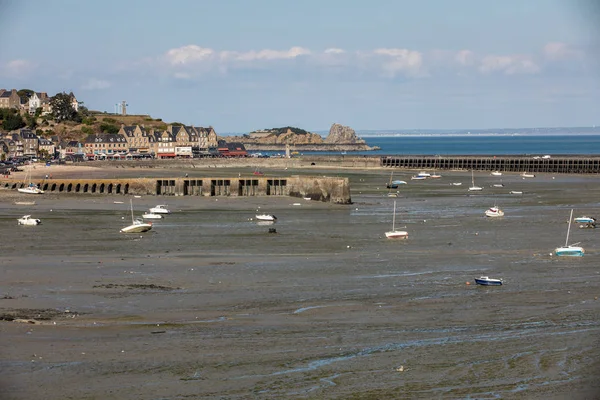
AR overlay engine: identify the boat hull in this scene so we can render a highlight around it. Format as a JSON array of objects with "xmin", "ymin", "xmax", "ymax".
[
  {"xmin": 574, "ymin": 217, "xmax": 595, "ymax": 224},
  {"xmin": 474, "ymin": 278, "xmax": 503, "ymax": 286},
  {"xmin": 385, "ymin": 230, "xmax": 408, "ymax": 239},
  {"xmin": 17, "ymin": 187, "xmax": 44, "ymax": 194},
  {"xmin": 120, "ymin": 224, "xmax": 153, "ymax": 233},
  {"xmin": 256, "ymin": 214, "xmax": 277, "ymax": 221},
  {"xmin": 142, "ymin": 213, "xmax": 163, "ymax": 219},
  {"xmin": 555, "ymin": 246, "xmax": 584, "ymax": 257}
]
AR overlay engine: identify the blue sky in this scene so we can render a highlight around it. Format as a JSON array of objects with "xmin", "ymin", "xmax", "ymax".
[{"xmin": 1, "ymin": 0, "xmax": 599, "ymax": 133}]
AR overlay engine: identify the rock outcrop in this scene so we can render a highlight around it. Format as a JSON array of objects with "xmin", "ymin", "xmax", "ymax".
[{"xmin": 325, "ymin": 123, "xmax": 366, "ymax": 144}]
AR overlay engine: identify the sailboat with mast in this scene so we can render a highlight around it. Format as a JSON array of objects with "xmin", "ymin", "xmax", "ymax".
[
  {"xmin": 385, "ymin": 200, "xmax": 408, "ymax": 239},
  {"xmin": 120, "ymin": 199, "xmax": 153, "ymax": 233},
  {"xmin": 17, "ymin": 164, "xmax": 44, "ymax": 194},
  {"xmin": 468, "ymin": 170, "xmax": 483, "ymax": 191},
  {"xmin": 555, "ymin": 209, "xmax": 584, "ymax": 256}
]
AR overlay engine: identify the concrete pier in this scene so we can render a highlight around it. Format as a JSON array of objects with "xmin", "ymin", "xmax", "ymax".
[{"xmin": 2, "ymin": 175, "xmax": 352, "ymax": 204}]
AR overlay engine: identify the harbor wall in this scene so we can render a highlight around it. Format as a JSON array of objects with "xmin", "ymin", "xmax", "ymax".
[{"xmin": 2, "ymin": 175, "xmax": 352, "ymax": 204}]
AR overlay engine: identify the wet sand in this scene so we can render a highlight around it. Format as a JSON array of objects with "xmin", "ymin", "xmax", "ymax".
[{"xmin": 1, "ymin": 164, "xmax": 600, "ymax": 399}]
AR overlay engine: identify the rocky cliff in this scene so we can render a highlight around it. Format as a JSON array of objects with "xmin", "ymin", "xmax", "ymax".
[
  {"xmin": 224, "ymin": 124, "xmax": 377, "ymax": 151},
  {"xmin": 325, "ymin": 123, "xmax": 366, "ymax": 145}
]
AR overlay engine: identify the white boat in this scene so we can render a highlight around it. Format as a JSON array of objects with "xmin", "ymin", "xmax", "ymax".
[
  {"xmin": 510, "ymin": 191, "xmax": 523, "ymax": 195},
  {"xmin": 485, "ymin": 206, "xmax": 504, "ymax": 217},
  {"xmin": 14, "ymin": 201, "xmax": 36, "ymax": 205},
  {"xmin": 491, "ymin": 171, "xmax": 502, "ymax": 176},
  {"xmin": 17, "ymin": 215, "xmax": 41, "ymax": 225},
  {"xmin": 468, "ymin": 171, "xmax": 483, "ymax": 191},
  {"xmin": 17, "ymin": 164, "xmax": 44, "ymax": 194},
  {"xmin": 411, "ymin": 175, "xmax": 427, "ymax": 180},
  {"xmin": 492, "ymin": 183, "xmax": 504, "ymax": 188},
  {"xmin": 474, "ymin": 276, "xmax": 503, "ymax": 286},
  {"xmin": 451, "ymin": 182, "xmax": 462, "ymax": 186},
  {"xmin": 256, "ymin": 214, "xmax": 277, "ymax": 222},
  {"xmin": 391, "ymin": 180, "xmax": 407, "ymax": 185},
  {"xmin": 429, "ymin": 172, "xmax": 442, "ymax": 179},
  {"xmin": 555, "ymin": 209, "xmax": 584, "ymax": 257},
  {"xmin": 385, "ymin": 200, "xmax": 408, "ymax": 239},
  {"xmin": 521, "ymin": 172, "xmax": 535, "ymax": 178},
  {"xmin": 417, "ymin": 171, "xmax": 431, "ymax": 178},
  {"xmin": 121, "ymin": 199, "xmax": 153, "ymax": 233},
  {"xmin": 574, "ymin": 216, "xmax": 596, "ymax": 224},
  {"xmin": 142, "ymin": 212, "xmax": 163, "ymax": 219},
  {"xmin": 149, "ymin": 204, "xmax": 171, "ymax": 214}
]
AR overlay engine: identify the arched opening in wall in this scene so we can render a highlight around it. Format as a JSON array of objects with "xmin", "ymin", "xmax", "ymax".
[
  {"xmin": 116, "ymin": 184, "xmax": 121, "ymax": 194},
  {"xmin": 91, "ymin": 183, "xmax": 97, "ymax": 193},
  {"xmin": 42, "ymin": 183, "xmax": 48, "ymax": 191},
  {"xmin": 51, "ymin": 183, "xmax": 57, "ymax": 191},
  {"xmin": 59, "ymin": 183, "xmax": 65, "ymax": 192},
  {"xmin": 83, "ymin": 183, "xmax": 89, "ymax": 193},
  {"xmin": 67, "ymin": 183, "xmax": 73, "ymax": 192},
  {"xmin": 75, "ymin": 183, "xmax": 81, "ymax": 192},
  {"xmin": 99, "ymin": 183, "xmax": 105, "ymax": 193},
  {"xmin": 107, "ymin": 183, "xmax": 113, "ymax": 194},
  {"xmin": 124, "ymin": 183, "xmax": 129, "ymax": 194}
]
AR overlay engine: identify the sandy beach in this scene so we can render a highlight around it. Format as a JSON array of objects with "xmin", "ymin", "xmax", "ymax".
[{"xmin": 1, "ymin": 161, "xmax": 600, "ymax": 399}]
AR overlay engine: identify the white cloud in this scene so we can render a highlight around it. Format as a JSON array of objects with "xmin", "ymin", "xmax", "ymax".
[
  {"xmin": 373, "ymin": 48, "xmax": 425, "ymax": 77},
  {"xmin": 543, "ymin": 42, "xmax": 583, "ymax": 61},
  {"xmin": 454, "ymin": 50, "xmax": 475, "ymax": 66},
  {"xmin": 324, "ymin": 48, "xmax": 345, "ymax": 54},
  {"xmin": 1, "ymin": 59, "xmax": 35, "ymax": 78},
  {"xmin": 165, "ymin": 45, "xmax": 215, "ymax": 65},
  {"xmin": 220, "ymin": 46, "xmax": 311, "ymax": 62},
  {"xmin": 81, "ymin": 78, "xmax": 111, "ymax": 90},
  {"xmin": 479, "ymin": 55, "xmax": 540, "ymax": 75}
]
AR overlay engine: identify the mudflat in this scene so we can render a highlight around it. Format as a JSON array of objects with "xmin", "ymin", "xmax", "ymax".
[{"xmin": 1, "ymin": 163, "xmax": 600, "ymax": 399}]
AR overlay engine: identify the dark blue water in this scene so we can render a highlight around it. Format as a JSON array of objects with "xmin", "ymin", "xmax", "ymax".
[{"xmin": 302, "ymin": 135, "xmax": 600, "ymax": 156}]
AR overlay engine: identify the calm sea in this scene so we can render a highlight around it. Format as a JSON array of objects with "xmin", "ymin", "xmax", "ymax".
[{"xmin": 302, "ymin": 135, "xmax": 600, "ymax": 156}]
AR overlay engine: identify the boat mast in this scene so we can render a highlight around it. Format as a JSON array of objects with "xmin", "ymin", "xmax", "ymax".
[
  {"xmin": 565, "ymin": 209, "xmax": 573, "ymax": 246},
  {"xmin": 392, "ymin": 200, "xmax": 396, "ymax": 231},
  {"xmin": 130, "ymin": 198, "xmax": 134, "ymax": 224}
]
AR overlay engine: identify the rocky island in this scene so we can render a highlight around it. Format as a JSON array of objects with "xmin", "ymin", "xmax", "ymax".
[{"xmin": 227, "ymin": 123, "xmax": 379, "ymax": 152}]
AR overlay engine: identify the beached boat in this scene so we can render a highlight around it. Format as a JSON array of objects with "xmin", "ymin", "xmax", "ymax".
[
  {"xmin": 121, "ymin": 199, "xmax": 153, "ymax": 233},
  {"xmin": 417, "ymin": 171, "xmax": 431, "ymax": 178},
  {"xmin": 468, "ymin": 171, "xmax": 483, "ymax": 191},
  {"xmin": 474, "ymin": 276, "xmax": 503, "ymax": 286},
  {"xmin": 491, "ymin": 171, "xmax": 502, "ymax": 176},
  {"xmin": 385, "ymin": 200, "xmax": 408, "ymax": 239},
  {"xmin": 411, "ymin": 175, "xmax": 427, "ymax": 180},
  {"xmin": 256, "ymin": 214, "xmax": 277, "ymax": 222},
  {"xmin": 574, "ymin": 216, "xmax": 596, "ymax": 224},
  {"xmin": 14, "ymin": 201, "xmax": 36, "ymax": 205},
  {"xmin": 149, "ymin": 204, "xmax": 171, "ymax": 214},
  {"xmin": 142, "ymin": 212, "xmax": 163, "ymax": 220},
  {"xmin": 386, "ymin": 172, "xmax": 398, "ymax": 189},
  {"xmin": 521, "ymin": 172, "xmax": 535, "ymax": 178},
  {"xmin": 485, "ymin": 206, "xmax": 504, "ymax": 217},
  {"xmin": 555, "ymin": 209, "xmax": 584, "ymax": 256},
  {"xmin": 510, "ymin": 191, "xmax": 523, "ymax": 195},
  {"xmin": 451, "ymin": 182, "xmax": 462, "ymax": 186},
  {"xmin": 17, "ymin": 164, "xmax": 44, "ymax": 194},
  {"xmin": 17, "ymin": 215, "xmax": 41, "ymax": 226}
]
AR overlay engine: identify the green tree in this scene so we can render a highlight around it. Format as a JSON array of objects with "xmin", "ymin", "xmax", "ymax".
[
  {"xmin": 50, "ymin": 92, "xmax": 77, "ymax": 122},
  {"xmin": 2, "ymin": 112, "xmax": 25, "ymax": 131},
  {"xmin": 25, "ymin": 113, "xmax": 37, "ymax": 129},
  {"xmin": 100, "ymin": 123, "xmax": 119, "ymax": 134}
]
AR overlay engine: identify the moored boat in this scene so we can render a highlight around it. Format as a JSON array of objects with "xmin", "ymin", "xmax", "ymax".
[
  {"xmin": 485, "ymin": 206, "xmax": 504, "ymax": 217},
  {"xmin": 256, "ymin": 214, "xmax": 277, "ymax": 222},
  {"xmin": 17, "ymin": 215, "xmax": 41, "ymax": 225},
  {"xmin": 474, "ymin": 276, "xmax": 503, "ymax": 286},
  {"xmin": 555, "ymin": 209, "xmax": 584, "ymax": 256},
  {"xmin": 149, "ymin": 205, "xmax": 171, "ymax": 214}
]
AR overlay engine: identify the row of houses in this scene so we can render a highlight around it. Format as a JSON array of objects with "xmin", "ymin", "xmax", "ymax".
[
  {"xmin": 0, "ymin": 124, "xmax": 248, "ymax": 160},
  {"xmin": 0, "ymin": 89, "xmax": 78, "ymax": 115}
]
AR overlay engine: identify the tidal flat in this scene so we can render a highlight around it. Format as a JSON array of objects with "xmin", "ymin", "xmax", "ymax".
[{"xmin": 1, "ymin": 166, "xmax": 600, "ymax": 399}]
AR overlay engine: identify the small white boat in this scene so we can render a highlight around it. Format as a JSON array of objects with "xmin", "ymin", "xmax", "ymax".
[
  {"xmin": 142, "ymin": 212, "xmax": 163, "ymax": 220},
  {"xmin": 385, "ymin": 200, "xmax": 408, "ymax": 240},
  {"xmin": 521, "ymin": 172, "xmax": 535, "ymax": 178},
  {"xmin": 417, "ymin": 171, "xmax": 431, "ymax": 178},
  {"xmin": 256, "ymin": 214, "xmax": 277, "ymax": 222},
  {"xmin": 303, "ymin": 197, "xmax": 311, "ymax": 200},
  {"xmin": 121, "ymin": 199, "xmax": 152, "ymax": 233},
  {"xmin": 18, "ymin": 185, "xmax": 44, "ymax": 194},
  {"xmin": 451, "ymin": 182, "xmax": 462, "ymax": 186},
  {"xmin": 391, "ymin": 180, "xmax": 407, "ymax": 185},
  {"xmin": 17, "ymin": 215, "xmax": 41, "ymax": 225},
  {"xmin": 468, "ymin": 171, "xmax": 483, "ymax": 192},
  {"xmin": 113, "ymin": 201, "xmax": 124, "ymax": 204},
  {"xmin": 491, "ymin": 171, "xmax": 502, "ymax": 176},
  {"xmin": 411, "ymin": 175, "xmax": 427, "ymax": 180},
  {"xmin": 429, "ymin": 173, "xmax": 442, "ymax": 179},
  {"xmin": 574, "ymin": 216, "xmax": 596, "ymax": 224},
  {"xmin": 485, "ymin": 206, "xmax": 504, "ymax": 218},
  {"xmin": 555, "ymin": 209, "xmax": 584, "ymax": 257},
  {"xmin": 149, "ymin": 205, "xmax": 171, "ymax": 214},
  {"xmin": 510, "ymin": 191, "xmax": 523, "ymax": 195},
  {"xmin": 14, "ymin": 201, "xmax": 36, "ymax": 205},
  {"xmin": 492, "ymin": 184, "xmax": 504, "ymax": 188},
  {"xmin": 474, "ymin": 276, "xmax": 503, "ymax": 286}
]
